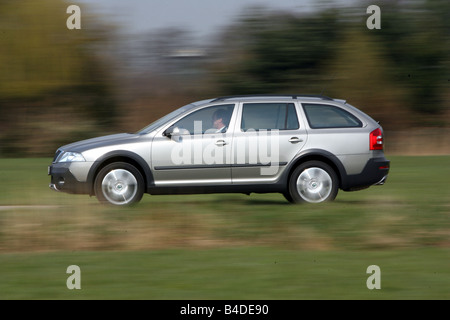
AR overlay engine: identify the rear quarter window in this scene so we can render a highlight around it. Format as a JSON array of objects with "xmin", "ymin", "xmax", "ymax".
[{"xmin": 302, "ymin": 104, "xmax": 362, "ymax": 129}]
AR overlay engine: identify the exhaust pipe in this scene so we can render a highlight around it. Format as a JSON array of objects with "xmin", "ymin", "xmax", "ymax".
[
  {"xmin": 49, "ymin": 183, "xmax": 60, "ymax": 192},
  {"xmin": 375, "ymin": 175, "xmax": 388, "ymax": 186}
]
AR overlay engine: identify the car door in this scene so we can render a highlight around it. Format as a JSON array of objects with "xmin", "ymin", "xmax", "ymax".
[
  {"xmin": 150, "ymin": 104, "xmax": 236, "ymax": 186},
  {"xmin": 231, "ymin": 101, "xmax": 307, "ymax": 183}
]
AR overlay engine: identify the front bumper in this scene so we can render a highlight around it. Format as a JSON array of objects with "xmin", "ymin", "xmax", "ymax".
[{"xmin": 48, "ymin": 163, "xmax": 90, "ymax": 195}]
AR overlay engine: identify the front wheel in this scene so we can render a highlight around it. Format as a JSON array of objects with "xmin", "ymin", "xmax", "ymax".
[
  {"xmin": 288, "ymin": 161, "xmax": 339, "ymax": 204},
  {"xmin": 94, "ymin": 162, "xmax": 145, "ymax": 206}
]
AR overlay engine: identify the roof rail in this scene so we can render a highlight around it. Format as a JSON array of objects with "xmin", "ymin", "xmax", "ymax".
[{"xmin": 210, "ymin": 94, "xmax": 334, "ymax": 102}]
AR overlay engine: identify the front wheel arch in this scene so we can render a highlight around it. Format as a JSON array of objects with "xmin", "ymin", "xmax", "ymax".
[
  {"xmin": 94, "ymin": 162, "xmax": 145, "ymax": 206},
  {"xmin": 87, "ymin": 151, "xmax": 153, "ymax": 196}
]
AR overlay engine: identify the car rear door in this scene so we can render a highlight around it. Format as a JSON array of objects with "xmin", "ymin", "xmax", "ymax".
[{"xmin": 231, "ymin": 101, "xmax": 307, "ymax": 183}]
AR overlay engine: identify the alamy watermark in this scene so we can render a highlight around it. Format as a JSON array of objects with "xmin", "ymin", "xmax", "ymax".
[
  {"xmin": 366, "ymin": 265, "xmax": 381, "ymax": 289},
  {"xmin": 367, "ymin": 5, "xmax": 381, "ymax": 30},
  {"xmin": 66, "ymin": 4, "xmax": 380, "ymax": 31},
  {"xmin": 66, "ymin": 265, "xmax": 81, "ymax": 290},
  {"xmin": 169, "ymin": 121, "xmax": 281, "ymax": 176},
  {"xmin": 64, "ymin": 264, "xmax": 382, "ymax": 292},
  {"xmin": 66, "ymin": 5, "xmax": 81, "ymax": 30}
]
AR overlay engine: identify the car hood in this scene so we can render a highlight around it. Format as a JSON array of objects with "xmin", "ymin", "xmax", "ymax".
[{"xmin": 60, "ymin": 133, "xmax": 140, "ymax": 153}]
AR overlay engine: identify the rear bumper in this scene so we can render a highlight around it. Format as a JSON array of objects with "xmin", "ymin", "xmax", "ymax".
[
  {"xmin": 341, "ymin": 157, "xmax": 390, "ymax": 191},
  {"xmin": 48, "ymin": 163, "xmax": 90, "ymax": 194}
]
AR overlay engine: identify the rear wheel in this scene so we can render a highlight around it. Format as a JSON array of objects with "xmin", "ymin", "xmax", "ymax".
[
  {"xmin": 288, "ymin": 161, "xmax": 338, "ymax": 204},
  {"xmin": 94, "ymin": 162, "xmax": 145, "ymax": 206}
]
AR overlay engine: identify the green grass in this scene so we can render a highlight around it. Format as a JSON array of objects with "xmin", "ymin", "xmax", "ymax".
[
  {"xmin": 0, "ymin": 247, "xmax": 449, "ymax": 300},
  {"xmin": 0, "ymin": 156, "xmax": 449, "ymax": 299}
]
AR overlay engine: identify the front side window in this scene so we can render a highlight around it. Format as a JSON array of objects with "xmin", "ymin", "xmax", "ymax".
[
  {"xmin": 302, "ymin": 104, "xmax": 362, "ymax": 129},
  {"xmin": 171, "ymin": 104, "xmax": 235, "ymax": 134},
  {"xmin": 241, "ymin": 103, "xmax": 299, "ymax": 131}
]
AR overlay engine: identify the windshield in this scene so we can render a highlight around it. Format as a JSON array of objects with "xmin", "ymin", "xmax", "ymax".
[{"xmin": 136, "ymin": 103, "xmax": 194, "ymax": 134}]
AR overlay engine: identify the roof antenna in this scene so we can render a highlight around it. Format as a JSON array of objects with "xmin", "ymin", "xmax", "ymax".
[{"xmin": 320, "ymin": 74, "xmax": 335, "ymax": 96}]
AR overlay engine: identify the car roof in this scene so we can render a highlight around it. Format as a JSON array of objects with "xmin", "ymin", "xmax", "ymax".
[
  {"xmin": 201, "ymin": 94, "xmax": 344, "ymax": 104},
  {"xmin": 212, "ymin": 94, "xmax": 333, "ymax": 101}
]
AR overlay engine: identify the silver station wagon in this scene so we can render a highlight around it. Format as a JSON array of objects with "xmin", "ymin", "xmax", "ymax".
[{"xmin": 49, "ymin": 95, "xmax": 390, "ymax": 206}]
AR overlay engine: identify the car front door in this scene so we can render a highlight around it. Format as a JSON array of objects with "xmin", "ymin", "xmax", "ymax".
[{"xmin": 150, "ymin": 104, "xmax": 236, "ymax": 186}]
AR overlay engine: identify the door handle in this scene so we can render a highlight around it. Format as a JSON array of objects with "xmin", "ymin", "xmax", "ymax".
[
  {"xmin": 289, "ymin": 137, "xmax": 304, "ymax": 143},
  {"xmin": 215, "ymin": 140, "xmax": 228, "ymax": 146}
]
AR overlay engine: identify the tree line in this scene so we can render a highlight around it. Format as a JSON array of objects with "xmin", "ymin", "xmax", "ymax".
[{"xmin": 0, "ymin": 0, "xmax": 448, "ymax": 157}]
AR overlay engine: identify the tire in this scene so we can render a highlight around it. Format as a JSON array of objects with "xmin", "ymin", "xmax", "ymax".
[
  {"xmin": 94, "ymin": 162, "xmax": 145, "ymax": 206},
  {"xmin": 283, "ymin": 192, "xmax": 295, "ymax": 203},
  {"xmin": 288, "ymin": 161, "xmax": 338, "ymax": 204}
]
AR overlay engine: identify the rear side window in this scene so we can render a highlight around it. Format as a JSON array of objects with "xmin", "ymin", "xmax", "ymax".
[
  {"xmin": 302, "ymin": 104, "xmax": 362, "ymax": 129},
  {"xmin": 241, "ymin": 103, "xmax": 299, "ymax": 131}
]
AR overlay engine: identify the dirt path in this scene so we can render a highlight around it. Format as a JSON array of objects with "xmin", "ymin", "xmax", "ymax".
[{"xmin": 0, "ymin": 205, "xmax": 58, "ymax": 211}]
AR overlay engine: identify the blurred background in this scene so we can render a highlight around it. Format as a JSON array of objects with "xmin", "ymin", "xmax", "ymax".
[
  {"xmin": 0, "ymin": 0, "xmax": 449, "ymax": 299},
  {"xmin": 0, "ymin": 0, "xmax": 449, "ymax": 157}
]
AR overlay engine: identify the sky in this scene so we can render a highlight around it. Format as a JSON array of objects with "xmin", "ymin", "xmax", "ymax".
[{"xmin": 77, "ymin": 0, "xmax": 355, "ymax": 37}]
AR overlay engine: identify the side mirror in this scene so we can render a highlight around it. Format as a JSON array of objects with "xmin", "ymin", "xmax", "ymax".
[
  {"xmin": 163, "ymin": 126, "xmax": 180, "ymax": 138},
  {"xmin": 163, "ymin": 126, "xmax": 189, "ymax": 142}
]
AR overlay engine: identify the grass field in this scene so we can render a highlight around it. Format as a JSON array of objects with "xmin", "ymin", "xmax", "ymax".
[{"xmin": 0, "ymin": 156, "xmax": 449, "ymax": 299}]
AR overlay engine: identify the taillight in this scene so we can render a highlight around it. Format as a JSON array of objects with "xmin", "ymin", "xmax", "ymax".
[{"xmin": 370, "ymin": 128, "xmax": 383, "ymax": 150}]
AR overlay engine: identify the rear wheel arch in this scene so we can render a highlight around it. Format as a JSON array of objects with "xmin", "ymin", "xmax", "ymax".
[
  {"xmin": 287, "ymin": 160, "xmax": 339, "ymax": 203},
  {"xmin": 286, "ymin": 150, "xmax": 345, "ymax": 189}
]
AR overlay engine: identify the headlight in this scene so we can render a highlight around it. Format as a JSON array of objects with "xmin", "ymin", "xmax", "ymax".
[{"xmin": 58, "ymin": 152, "xmax": 86, "ymax": 163}]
